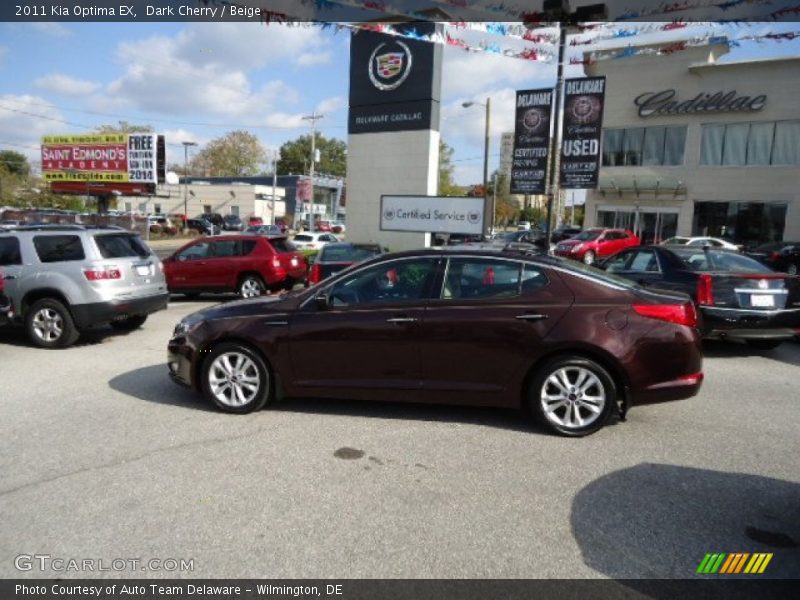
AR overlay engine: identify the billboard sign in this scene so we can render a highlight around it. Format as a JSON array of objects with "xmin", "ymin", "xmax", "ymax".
[
  {"xmin": 380, "ymin": 195, "xmax": 484, "ymax": 235},
  {"xmin": 510, "ymin": 89, "xmax": 552, "ymax": 195},
  {"xmin": 41, "ymin": 134, "xmax": 162, "ymax": 184},
  {"xmin": 559, "ymin": 77, "xmax": 607, "ymax": 189}
]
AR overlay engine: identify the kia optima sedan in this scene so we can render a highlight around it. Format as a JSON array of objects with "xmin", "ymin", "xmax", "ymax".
[{"xmin": 167, "ymin": 248, "xmax": 703, "ymax": 437}]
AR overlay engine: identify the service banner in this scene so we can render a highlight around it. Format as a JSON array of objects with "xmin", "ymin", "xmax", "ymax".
[
  {"xmin": 510, "ymin": 88, "xmax": 552, "ymax": 195},
  {"xmin": 380, "ymin": 195, "xmax": 484, "ymax": 235},
  {"xmin": 559, "ymin": 77, "xmax": 606, "ymax": 189},
  {"xmin": 41, "ymin": 134, "xmax": 159, "ymax": 184}
]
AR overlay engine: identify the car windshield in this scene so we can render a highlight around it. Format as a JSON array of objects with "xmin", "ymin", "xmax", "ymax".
[
  {"xmin": 573, "ymin": 230, "xmax": 602, "ymax": 241},
  {"xmin": 321, "ymin": 245, "xmax": 380, "ymax": 262},
  {"xmin": 554, "ymin": 257, "xmax": 641, "ymax": 290},
  {"xmin": 267, "ymin": 238, "xmax": 296, "ymax": 253},
  {"xmin": 675, "ymin": 249, "xmax": 773, "ymax": 273},
  {"xmin": 94, "ymin": 234, "xmax": 151, "ymax": 258},
  {"xmin": 294, "ymin": 235, "xmax": 313, "ymax": 242}
]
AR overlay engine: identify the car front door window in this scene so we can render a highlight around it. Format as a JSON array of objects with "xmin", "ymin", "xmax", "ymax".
[
  {"xmin": 329, "ymin": 258, "xmax": 438, "ymax": 307},
  {"xmin": 178, "ymin": 243, "xmax": 210, "ymax": 261}
]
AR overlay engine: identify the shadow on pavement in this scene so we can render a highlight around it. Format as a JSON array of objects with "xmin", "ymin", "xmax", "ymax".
[
  {"xmin": 702, "ymin": 339, "xmax": 800, "ymax": 368},
  {"xmin": 108, "ymin": 364, "xmax": 214, "ymax": 412},
  {"xmin": 571, "ymin": 463, "xmax": 799, "ymax": 589},
  {"xmin": 0, "ymin": 323, "xmax": 138, "ymax": 349}
]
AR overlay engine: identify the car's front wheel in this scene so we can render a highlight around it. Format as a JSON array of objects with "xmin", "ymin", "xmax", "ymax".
[
  {"xmin": 202, "ymin": 343, "xmax": 272, "ymax": 413},
  {"xmin": 528, "ymin": 356, "xmax": 616, "ymax": 437},
  {"xmin": 25, "ymin": 298, "xmax": 80, "ymax": 349},
  {"xmin": 582, "ymin": 251, "xmax": 596, "ymax": 265},
  {"xmin": 787, "ymin": 263, "xmax": 798, "ymax": 276}
]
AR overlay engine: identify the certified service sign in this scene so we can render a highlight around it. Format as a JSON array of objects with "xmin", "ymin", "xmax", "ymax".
[
  {"xmin": 369, "ymin": 41, "xmax": 413, "ymax": 91},
  {"xmin": 380, "ymin": 195, "xmax": 484, "ymax": 234}
]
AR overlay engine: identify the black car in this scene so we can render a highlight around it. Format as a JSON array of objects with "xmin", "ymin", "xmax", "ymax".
[
  {"xmin": 493, "ymin": 229, "xmax": 547, "ymax": 250},
  {"xmin": 223, "ymin": 214, "xmax": 243, "ymax": 231},
  {"xmin": 551, "ymin": 226, "xmax": 582, "ymax": 244},
  {"xmin": 185, "ymin": 218, "xmax": 217, "ymax": 236},
  {"xmin": 196, "ymin": 213, "xmax": 225, "ymax": 230},
  {"xmin": 306, "ymin": 242, "xmax": 386, "ymax": 285},
  {"xmin": 600, "ymin": 245, "xmax": 800, "ymax": 349},
  {"xmin": 745, "ymin": 241, "xmax": 800, "ymax": 276}
]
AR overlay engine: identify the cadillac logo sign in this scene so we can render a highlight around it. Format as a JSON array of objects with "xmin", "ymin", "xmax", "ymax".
[{"xmin": 369, "ymin": 41, "xmax": 413, "ymax": 91}]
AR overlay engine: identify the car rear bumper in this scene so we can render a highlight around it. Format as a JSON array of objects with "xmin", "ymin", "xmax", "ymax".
[
  {"xmin": 635, "ymin": 372, "xmax": 704, "ymax": 405},
  {"xmin": 71, "ymin": 292, "xmax": 169, "ymax": 329},
  {"xmin": 701, "ymin": 306, "xmax": 800, "ymax": 341},
  {"xmin": 0, "ymin": 294, "xmax": 12, "ymax": 326}
]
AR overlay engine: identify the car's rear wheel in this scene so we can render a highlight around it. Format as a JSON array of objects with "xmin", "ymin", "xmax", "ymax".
[
  {"xmin": 238, "ymin": 275, "xmax": 265, "ymax": 298},
  {"xmin": 202, "ymin": 343, "xmax": 271, "ymax": 413},
  {"xmin": 110, "ymin": 315, "xmax": 148, "ymax": 331},
  {"xmin": 25, "ymin": 298, "xmax": 80, "ymax": 349},
  {"xmin": 528, "ymin": 356, "xmax": 615, "ymax": 437},
  {"xmin": 582, "ymin": 251, "xmax": 596, "ymax": 265},
  {"xmin": 745, "ymin": 339, "xmax": 782, "ymax": 351},
  {"xmin": 787, "ymin": 263, "xmax": 798, "ymax": 276}
]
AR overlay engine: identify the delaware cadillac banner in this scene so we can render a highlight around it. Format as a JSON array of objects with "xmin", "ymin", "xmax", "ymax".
[
  {"xmin": 559, "ymin": 77, "xmax": 606, "ymax": 189},
  {"xmin": 510, "ymin": 89, "xmax": 552, "ymax": 195},
  {"xmin": 41, "ymin": 133, "xmax": 160, "ymax": 184}
]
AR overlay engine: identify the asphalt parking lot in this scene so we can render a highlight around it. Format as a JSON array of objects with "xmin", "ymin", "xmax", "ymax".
[{"xmin": 0, "ymin": 299, "xmax": 798, "ymax": 580}]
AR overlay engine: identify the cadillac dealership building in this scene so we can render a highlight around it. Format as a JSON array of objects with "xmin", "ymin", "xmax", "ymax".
[{"xmin": 583, "ymin": 43, "xmax": 800, "ymax": 246}]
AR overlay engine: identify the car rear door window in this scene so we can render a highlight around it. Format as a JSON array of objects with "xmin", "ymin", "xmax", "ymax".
[
  {"xmin": 0, "ymin": 237, "xmax": 22, "ymax": 265},
  {"xmin": 94, "ymin": 234, "xmax": 151, "ymax": 259},
  {"xmin": 442, "ymin": 258, "xmax": 522, "ymax": 300},
  {"xmin": 604, "ymin": 251, "xmax": 633, "ymax": 273},
  {"xmin": 33, "ymin": 235, "xmax": 85, "ymax": 263},
  {"xmin": 628, "ymin": 250, "xmax": 660, "ymax": 272},
  {"xmin": 241, "ymin": 240, "xmax": 257, "ymax": 256},
  {"xmin": 211, "ymin": 240, "xmax": 239, "ymax": 257},
  {"xmin": 268, "ymin": 238, "xmax": 297, "ymax": 253}
]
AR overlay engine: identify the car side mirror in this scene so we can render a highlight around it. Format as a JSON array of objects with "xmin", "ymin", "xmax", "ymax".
[{"xmin": 314, "ymin": 292, "xmax": 331, "ymax": 311}]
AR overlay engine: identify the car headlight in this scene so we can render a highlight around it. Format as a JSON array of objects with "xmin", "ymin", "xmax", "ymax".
[
  {"xmin": 173, "ymin": 317, "xmax": 203, "ymax": 336},
  {"xmin": 572, "ymin": 243, "xmax": 584, "ymax": 252}
]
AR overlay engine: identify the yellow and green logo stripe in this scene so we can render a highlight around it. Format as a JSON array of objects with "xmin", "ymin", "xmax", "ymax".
[{"xmin": 696, "ymin": 552, "xmax": 773, "ymax": 574}]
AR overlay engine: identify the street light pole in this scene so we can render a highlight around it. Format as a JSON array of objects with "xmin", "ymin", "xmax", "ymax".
[
  {"xmin": 181, "ymin": 141, "xmax": 197, "ymax": 228},
  {"xmin": 271, "ymin": 149, "xmax": 278, "ymax": 226},
  {"xmin": 545, "ymin": 23, "xmax": 568, "ymax": 248},
  {"xmin": 463, "ymin": 98, "xmax": 492, "ymax": 235},
  {"xmin": 302, "ymin": 112, "xmax": 323, "ymax": 233}
]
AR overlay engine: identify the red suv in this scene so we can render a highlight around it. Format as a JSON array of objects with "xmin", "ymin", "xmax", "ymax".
[
  {"xmin": 163, "ymin": 235, "xmax": 307, "ymax": 298},
  {"xmin": 554, "ymin": 228, "xmax": 639, "ymax": 265}
]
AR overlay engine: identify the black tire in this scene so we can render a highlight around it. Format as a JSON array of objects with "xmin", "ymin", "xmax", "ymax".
[
  {"xmin": 787, "ymin": 263, "xmax": 798, "ymax": 276},
  {"xmin": 183, "ymin": 292, "xmax": 200, "ymax": 300},
  {"xmin": 237, "ymin": 274, "xmax": 265, "ymax": 298},
  {"xmin": 527, "ymin": 356, "xmax": 616, "ymax": 437},
  {"xmin": 25, "ymin": 298, "xmax": 80, "ymax": 349},
  {"xmin": 110, "ymin": 315, "xmax": 148, "ymax": 331},
  {"xmin": 582, "ymin": 251, "xmax": 596, "ymax": 265},
  {"xmin": 745, "ymin": 339, "xmax": 782, "ymax": 351},
  {"xmin": 201, "ymin": 342, "xmax": 272, "ymax": 413}
]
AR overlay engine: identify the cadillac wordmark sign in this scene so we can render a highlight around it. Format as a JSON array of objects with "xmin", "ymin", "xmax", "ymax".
[{"xmin": 635, "ymin": 90, "xmax": 767, "ymax": 118}]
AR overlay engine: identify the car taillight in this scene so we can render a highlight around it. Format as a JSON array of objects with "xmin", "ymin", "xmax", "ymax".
[
  {"xmin": 272, "ymin": 257, "xmax": 281, "ymax": 268},
  {"xmin": 769, "ymin": 251, "xmax": 781, "ymax": 262},
  {"xmin": 632, "ymin": 302, "xmax": 698, "ymax": 328},
  {"xmin": 696, "ymin": 274, "xmax": 714, "ymax": 305},
  {"xmin": 308, "ymin": 263, "xmax": 322, "ymax": 284},
  {"xmin": 83, "ymin": 266, "xmax": 122, "ymax": 281}
]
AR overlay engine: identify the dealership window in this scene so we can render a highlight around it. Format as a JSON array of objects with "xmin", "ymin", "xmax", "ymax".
[
  {"xmin": 603, "ymin": 126, "xmax": 686, "ymax": 166},
  {"xmin": 230, "ymin": 206, "xmax": 240, "ymax": 216},
  {"xmin": 138, "ymin": 203, "xmax": 147, "ymax": 213},
  {"xmin": 692, "ymin": 201, "xmax": 787, "ymax": 246},
  {"xmin": 203, "ymin": 205, "xmax": 212, "ymax": 214},
  {"xmin": 124, "ymin": 202, "xmax": 132, "ymax": 212},
  {"xmin": 700, "ymin": 120, "xmax": 800, "ymax": 166},
  {"xmin": 154, "ymin": 203, "xmax": 162, "ymax": 214}
]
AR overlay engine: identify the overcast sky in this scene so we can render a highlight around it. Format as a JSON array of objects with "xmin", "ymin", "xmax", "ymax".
[{"xmin": 1, "ymin": 21, "xmax": 798, "ymax": 185}]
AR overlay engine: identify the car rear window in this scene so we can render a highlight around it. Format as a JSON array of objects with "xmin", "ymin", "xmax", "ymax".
[
  {"xmin": 33, "ymin": 235, "xmax": 85, "ymax": 263},
  {"xmin": 321, "ymin": 245, "xmax": 381, "ymax": 262},
  {"xmin": 676, "ymin": 250, "xmax": 772, "ymax": 273},
  {"xmin": 555, "ymin": 257, "xmax": 641, "ymax": 290},
  {"xmin": 294, "ymin": 234, "xmax": 312, "ymax": 242},
  {"xmin": 94, "ymin": 234, "xmax": 151, "ymax": 259},
  {"xmin": 267, "ymin": 238, "xmax": 297, "ymax": 253},
  {"xmin": 0, "ymin": 237, "xmax": 22, "ymax": 265}
]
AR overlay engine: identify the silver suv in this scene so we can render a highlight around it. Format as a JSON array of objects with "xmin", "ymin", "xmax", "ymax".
[{"xmin": 0, "ymin": 225, "xmax": 169, "ymax": 348}]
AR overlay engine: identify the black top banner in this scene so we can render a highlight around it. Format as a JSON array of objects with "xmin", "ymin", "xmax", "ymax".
[
  {"xmin": 559, "ymin": 77, "xmax": 607, "ymax": 190},
  {"xmin": 510, "ymin": 89, "xmax": 552, "ymax": 195}
]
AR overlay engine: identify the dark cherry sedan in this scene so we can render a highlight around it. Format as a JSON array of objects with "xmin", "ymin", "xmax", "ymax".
[
  {"xmin": 600, "ymin": 245, "xmax": 800, "ymax": 349},
  {"xmin": 168, "ymin": 248, "xmax": 703, "ymax": 437}
]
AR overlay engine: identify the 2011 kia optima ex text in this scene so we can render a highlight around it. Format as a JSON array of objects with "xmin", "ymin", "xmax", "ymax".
[{"xmin": 167, "ymin": 247, "xmax": 703, "ymax": 436}]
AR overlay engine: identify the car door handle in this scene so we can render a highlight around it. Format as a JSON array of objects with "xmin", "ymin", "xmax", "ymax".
[
  {"xmin": 3, "ymin": 275, "xmax": 17, "ymax": 280},
  {"xmin": 387, "ymin": 317, "xmax": 418, "ymax": 324},
  {"xmin": 263, "ymin": 320, "xmax": 289, "ymax": 326},
  {"xmin": 515, "ymin": 314, "xmax": 548, "ymax": 322}
]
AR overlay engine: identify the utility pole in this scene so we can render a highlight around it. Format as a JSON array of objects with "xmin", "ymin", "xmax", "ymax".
[
  {"xmin": 271, "ymin": 149, "xmax": 278, "ymax": 226},
  {"xmin": 545, "ymin": 23, "xmax": 567, "ymax": 248},
  {"xmin": 301, "ymin": 112, "xmax": 323, "ymax": 233},
  {"xmin": 181, "ymin": 141, "xmax": 197, "ymax": 229}
]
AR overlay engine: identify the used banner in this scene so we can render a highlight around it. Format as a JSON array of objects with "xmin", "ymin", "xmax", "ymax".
[
  {"xmin": 510, "ymin": 88, "xmax": 552, "ymax": 195},
  {"xmin": 559, "ymin": 77, "xmax": 607, "ymax": 189}
]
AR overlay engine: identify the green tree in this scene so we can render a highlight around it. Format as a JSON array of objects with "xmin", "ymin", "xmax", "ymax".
[
  {"xmin": 94, "ymin": 121, "xmax": 154, "ymax": 134},
  {"xmin": 194, "ymin": 130, "xmax": 267, "ymax": 177},
  {"xmin": 277, "ymin": 133, "xmax": 346, "ymax": 177},
  {"xmin": 0, "ymin": 150, "xmax": 30, "ymax": 178},
  {"xmin": 438, "ymin": 139, "xmax": 464, "ymax": 196}
]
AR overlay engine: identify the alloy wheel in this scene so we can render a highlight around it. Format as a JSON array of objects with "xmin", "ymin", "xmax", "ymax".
[
  {"xmin": 31, "ymin": 308, "xmax": 64, "ymax": 343},
  {"xmin": 540, "ymin": 366, "xmax": 607, "ymax": 431},
  {"xmin": 239, "ymin": 277, "xmax": 264, "ymax": 298},
  {"xmin": 208, "ymin": 352, "xmax": 264, "ymax": 407}
]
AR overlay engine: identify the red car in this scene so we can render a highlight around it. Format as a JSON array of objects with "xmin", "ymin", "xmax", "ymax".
[
  {"xmin": 316, "ymin": 221, "xmax": 333, "ymax": 233},
  {"xmin": 554, "ymin": 228, "xmax": 639, "ymax": 265},
  {"xmin": 163, "ymin": 235, "xmax": 307, "ymax": 298},
  {"xmin": 247, "ymin": 216, "xmax": 263, "ymax": 227}
]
